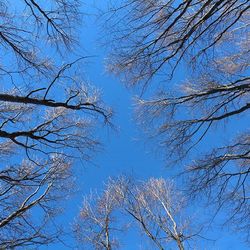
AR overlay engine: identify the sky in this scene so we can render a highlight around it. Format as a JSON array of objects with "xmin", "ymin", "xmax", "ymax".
[{"xmin": 38, "ymin": 1, "xmax": 250, "ymax": 249}]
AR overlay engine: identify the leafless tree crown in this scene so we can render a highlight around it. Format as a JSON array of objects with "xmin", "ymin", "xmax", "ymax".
[
  {"xmin": 75, "ymin": 176, "xmax": 201, "ymax": 250},
  {"xmin": 102, "ymin": 0, "xmax": 250, "ymax": 242},
  {"xmin": 0, "ymin": 1, "xmax": 111, "ymax": 247}
]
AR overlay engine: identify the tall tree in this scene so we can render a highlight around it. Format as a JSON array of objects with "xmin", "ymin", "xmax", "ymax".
[
  {"xmin": 0, "ymin": 0, "xmax": 110, "ymax": 247},
  {"xmin": 74, "ymin": 178, "xmax": 125, "ymax": 250},
  {"xmin": 75, "ymin": 176, "xmax": 201, "ymax": 249},
  {"xmin": 102, "ymin": 0, "xmax": 250, "ymax": 241}
]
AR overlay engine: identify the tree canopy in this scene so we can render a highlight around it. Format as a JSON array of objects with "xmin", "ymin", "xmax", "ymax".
[
  {"xmin": 102, "ymin": 0, "xmax": 250, "ymax": 243},
  {"xmin": 0, "ymin": 0, "xmax": 110, "ymax": 247},
  {"xmin": 0, "ymin": 0, "xmax": 249, "ymax": 249}
]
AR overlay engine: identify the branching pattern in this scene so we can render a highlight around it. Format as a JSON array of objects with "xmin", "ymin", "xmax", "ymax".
[
  {"xmin": 0, "ymin": 1, "xmax": 111, "ymax": 247},
  {"xmin": 75, "ymin": 177, "xmax": 201, "ymax": 250},
  {"xmin": 103, "ymin": 0, "xmax": 250, "ymax": 241}
]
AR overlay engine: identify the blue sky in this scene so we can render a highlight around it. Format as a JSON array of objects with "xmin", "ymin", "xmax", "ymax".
[{"xmin": 40, "ymin": 1, "xmax": 249, "ymax": 249}]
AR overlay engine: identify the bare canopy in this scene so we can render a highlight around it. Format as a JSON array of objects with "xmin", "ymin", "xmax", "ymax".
[
  {"xmin": 0, "ymin": 0, "xmax": 110, "ymax": 247},
  {"xmin": 75, "ymin": 176, "xmax": 202, "ymax": 249},
  {"xmin": 102, "ymin": 0, "xmax": 250, "ymax": 242}
]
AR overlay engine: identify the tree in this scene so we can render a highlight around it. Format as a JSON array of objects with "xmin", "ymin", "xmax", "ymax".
[
  {"xmin": 74, "ymin": 178, "xmax": 125, "ymax": 250},
  {"xmin": 0, "ymin": 0, "xmax": 110, "ymax": 247},
  {"xmin": 102, "ymin": 0, "xmax": 250, "ymax": 241},
  {"xmin": 75, "ymin": 176, "xmax": 201, "ymax": 250}
]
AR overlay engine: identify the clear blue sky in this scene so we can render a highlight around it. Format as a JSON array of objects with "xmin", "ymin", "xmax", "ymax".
[{"xmin": 41, "ymin": 1, "xmax": 249, "ymax": 249}]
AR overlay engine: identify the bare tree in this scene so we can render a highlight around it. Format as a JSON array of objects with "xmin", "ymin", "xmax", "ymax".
[
  {"xmin": 75, "ymin": 176, "xmax": 201, "ymax": 250},
  {"xmin": 74, "ymin": 178, "xmax": 126, "ymax": 250},
  {"xmin": 103, "ymin": 0, "xmax": 249, "ymax": 86},
  {"xmin": 0, "ymin": 0, "xmax": 110, "ymax": 247},
  {"xmin": 124, "ymin": 178, "xmax": 199, "ymax": 250},
  {"xmin": 101, "ymin": 0, "xmax": 250, "ymax": 240},
  {"xmin": 0, "ymin": 155, "xmax": 73, "ymax": 248},
  {"xmin": 103, "ymin": 0, "xmax": 250, "ymax": 240}
]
